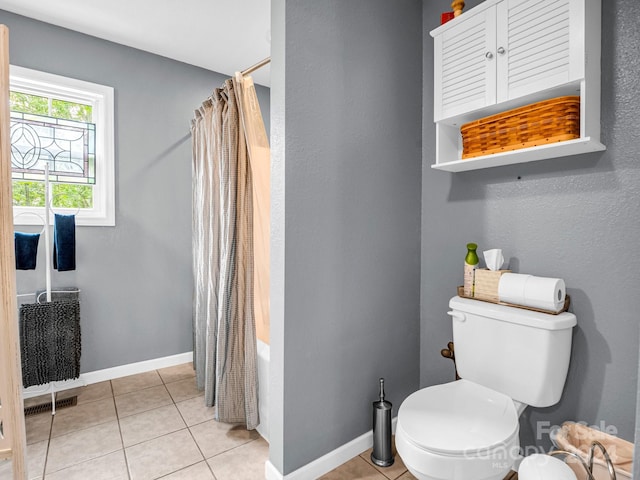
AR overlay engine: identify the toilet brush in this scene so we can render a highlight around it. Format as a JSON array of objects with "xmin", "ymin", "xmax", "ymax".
[{"xmin": 371, "ymin": 378, "xmax": 394, "ymax": 467}]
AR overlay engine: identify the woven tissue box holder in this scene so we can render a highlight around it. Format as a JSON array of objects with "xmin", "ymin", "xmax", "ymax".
[{"xmin": 473, "ymin": 269, "xmax": 511, "ymax": 302}]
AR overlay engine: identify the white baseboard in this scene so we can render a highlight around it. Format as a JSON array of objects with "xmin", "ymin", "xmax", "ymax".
[
  {"xmin": 265, "ymin": 417, "xmax": 397, "ymax": 480},
  {"xmin": 82, "ymin": 351, "xmax": 193, "ymax": 384},
  {"xmin": 23, "ymin": 351, "xmax": 193, "ymax": 399},
  {"xmin": 265, "ymin": 460, "xmax": 283, "ymax": 480},
  {"xmin": 256, "ymin": 422, "xmax": 269, "ymax": 444}
]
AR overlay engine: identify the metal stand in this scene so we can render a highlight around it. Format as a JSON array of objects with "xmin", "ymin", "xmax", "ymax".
[{"xmin": 550, "ymin": 440, "xmax": 618, "ymax": 480}]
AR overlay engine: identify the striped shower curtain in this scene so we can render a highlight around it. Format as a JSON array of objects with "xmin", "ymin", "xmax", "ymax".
[{"xmin": 191, "ymin": 76, "xmax": 259, "ymax": 430}]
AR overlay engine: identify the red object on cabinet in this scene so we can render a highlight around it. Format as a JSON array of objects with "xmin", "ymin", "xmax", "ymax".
[{"xmin": 441, "ymin": 12, "xmax": 455, "ymax": 24}]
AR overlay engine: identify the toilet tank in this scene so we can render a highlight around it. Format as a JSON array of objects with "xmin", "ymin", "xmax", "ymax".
[{"xmin": 448, "ymin": 296, "xmax": 576, "ymax": 408}]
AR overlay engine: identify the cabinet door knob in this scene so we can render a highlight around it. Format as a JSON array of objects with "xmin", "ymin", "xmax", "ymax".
[
  {"xmin": 485, "ymin": 51, "xmax": 494, "ymax": 59},
  {"xmin": 497, "ymin": 46, "xmax": 506, "ymax": 55}
]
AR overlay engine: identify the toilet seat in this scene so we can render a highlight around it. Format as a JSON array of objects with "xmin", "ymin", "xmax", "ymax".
[
  {"xmin": 397, "ymin": 380, "xmax": 519, "ymax": 455},
  {"xmin": 396, "ymin": 380, "xmax": 521, "ymax": 480}
]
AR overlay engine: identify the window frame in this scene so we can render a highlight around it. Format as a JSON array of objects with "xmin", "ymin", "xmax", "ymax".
[{"xmin": 10, "ymin": 65, "xmax": 115, "ymax": 226}]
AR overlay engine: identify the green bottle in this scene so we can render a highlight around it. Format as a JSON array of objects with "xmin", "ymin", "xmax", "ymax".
[{"xmin": 463, "ymin": 243, "xmax": 479, "ymax": 297}]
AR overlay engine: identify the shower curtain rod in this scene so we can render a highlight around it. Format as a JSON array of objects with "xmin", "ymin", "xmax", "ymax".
[{"xmin": 241, "ymin": 56, "xmax": 271, "ymax": 76}]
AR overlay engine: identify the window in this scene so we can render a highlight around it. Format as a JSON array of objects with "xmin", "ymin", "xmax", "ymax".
[{"xmin": 11, "ymin": 66, "xmax": 115, "ymax": 226}]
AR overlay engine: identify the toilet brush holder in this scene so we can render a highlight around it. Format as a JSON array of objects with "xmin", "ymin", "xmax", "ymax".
[{"xmin": 371, "ymin": 378, "xmax": 394, "ymax": 467}]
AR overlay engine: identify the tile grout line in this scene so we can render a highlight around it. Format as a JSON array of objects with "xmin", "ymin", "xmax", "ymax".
[
  {"xmin": 162, "ymin": 366, "xmax": 263, "ymax": 477},
  {"xmin": 179, "ymin": 367, "xmax": 223, "ymax": 478},
  {"xmin": 357, "ymin": 441, "xmax": 408, "ymax": 480},
  {"xmin": 163, "ymin": 366, "xmax": 266, "ymax": 478},
  {"xmin": 116, "ymin": 404, "xmax": 186, "ymax": 449},
  {"xmin": 40, "ymin": 411, "xmax": 54, "ymax": 479},
  {"xmin": 183, "ymin": 423, "xmax": 217, "ymax": 479},
  {"xmin": 41, "ymin": 419, "xmax": 122, "ymax": 476},
  {"xmin": 47, "ymin": 397, "xmax": 119, "ymax": 441},
  {"xmin": 116, "ymin": 369, "xmax": 203, "ymax": 475},
  {"xmin": 112, "ymin": 382, "xmax": 165, "ymax": 399},
  {"xmin": 155, "ymin": 367, "xmax": 215, "ymax": 479},
  {"xmin": 356, "ymin": 456, "xmax": 390, "ymax": 480},
  {"xmin": 43, "ymin": 381, "xmax": 131, "ymax": 480},
  {"xmin": 112, "ymin": 379, "xmax": 133, "ymax": 480}
]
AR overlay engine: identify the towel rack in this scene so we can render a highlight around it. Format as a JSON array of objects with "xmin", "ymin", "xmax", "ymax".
[
  {"xmin": 549, "ymin": 441, "xmax": 618, "ymax": 480},
  {"xmin": 16, "ymin": 164, "xmax": 85, "ymax": 412},
  {"xmin": 13, "ymin": 212, "xmax": 46, "ymax": 234},
  {"xmin": 13, "ymin": 164, "xmax": 53, "ymax": 300},
  {"xmin": 44, "ymin": 163, "xmax": 52, "ymax": 301}
]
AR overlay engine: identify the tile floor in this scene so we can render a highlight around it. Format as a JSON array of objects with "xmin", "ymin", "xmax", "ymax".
[
  {"xmin": 0, "ymin": 363, "xmax": 268, "ymax": 480},
  {"xmin": 0, "ymin": 364, "xmax": 518, "ymax": 479},
  {"xmin": 320, "ymin": 446, "xmax": 518, "ymax": 480},
  {"xmin": 320, "ymin": 444, "xmax": 417, "ymax": 480}
]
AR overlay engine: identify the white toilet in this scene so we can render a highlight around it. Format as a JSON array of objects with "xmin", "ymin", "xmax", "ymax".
[{"xmin": 396, "ymin": 296, "xmax": 577, "ymax": 480}]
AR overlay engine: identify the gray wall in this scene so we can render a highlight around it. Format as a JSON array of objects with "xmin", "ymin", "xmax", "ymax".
[
  {"xmin": 270, "ymin": 0, "xmax": 422, "ymax": 474},
  {"xmin": 4, "ymin": 10, "xmax": 270, "ymax": 373},
  {"xmin": 421, "ymin": 0, "xmax": 640, "ymax": 451}
]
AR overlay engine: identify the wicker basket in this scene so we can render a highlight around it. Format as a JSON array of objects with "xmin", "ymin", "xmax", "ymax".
[{"xmin": 461, "ymin": 96, "xmax": 580, "ymax": 159}]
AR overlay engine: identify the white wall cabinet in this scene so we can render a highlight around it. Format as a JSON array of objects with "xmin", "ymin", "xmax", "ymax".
[
  {"xmin": 430, "ymin": 0, "xmax": 605, "ymax": 172},
  {"xmin": 434, "ymin": 5, "xmax": 496, "ymax": 122}
]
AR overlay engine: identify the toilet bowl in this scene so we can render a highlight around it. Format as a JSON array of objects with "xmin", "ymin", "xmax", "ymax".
[
  {"xmin": 395, "ymin": 296, "xmax": 577, "ymax": 480},
  {"xmin": 395, "ymin": 380, "xmax": 520, "ymax": 480}
]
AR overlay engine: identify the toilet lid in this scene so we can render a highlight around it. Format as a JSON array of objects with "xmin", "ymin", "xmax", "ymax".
[{"xmin": 398, "ymin": 380, "xmax": 519, "ymax": 454}]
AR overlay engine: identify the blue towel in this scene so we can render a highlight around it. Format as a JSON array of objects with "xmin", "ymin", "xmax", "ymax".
[
  {"xmin": 53, "ymin": 214, "xmax": 76, "ymax": 271},
  {"xmin": 15, "ymin": 232, "xmax": 40, "ymax": 270}
]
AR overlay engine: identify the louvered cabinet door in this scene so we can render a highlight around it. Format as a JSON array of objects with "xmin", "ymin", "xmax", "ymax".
[
  {"xmin": 496, "ymin": 0, "xmax": 584, "ymax": 103},
  {"xmin": 434, "ymin": 6, "xmax": 497, "ymax": 121}
]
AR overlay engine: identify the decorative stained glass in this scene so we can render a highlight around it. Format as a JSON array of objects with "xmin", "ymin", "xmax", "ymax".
[{"xmin": 10, "ymin": 111, "xmax": 96, "ymax": 185}]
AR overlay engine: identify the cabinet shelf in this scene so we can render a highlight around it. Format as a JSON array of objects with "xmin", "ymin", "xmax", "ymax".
[{"xmin": 431, "ymin": 137, "xmax": 605, "ymax": 172}]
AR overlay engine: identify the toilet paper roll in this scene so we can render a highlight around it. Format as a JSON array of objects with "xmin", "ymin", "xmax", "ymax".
[
  {"xmin": 498, "ymin": 273, "xmax": 566, "ymax": 312},
  {"xmin": 498, "ymin": 273, "xmax": 531, "ymax": 305},
  {"xmin": 523, "ymin": 276, "xmax": 566, "ymax": 312}
]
